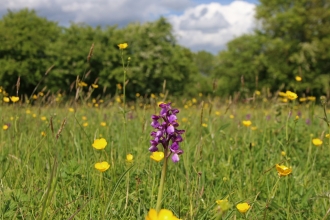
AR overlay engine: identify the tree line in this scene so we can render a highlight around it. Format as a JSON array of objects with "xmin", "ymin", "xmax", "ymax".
[{"xmin": 0, "ymin": 0, "xmax": 329, "ymax": 99}]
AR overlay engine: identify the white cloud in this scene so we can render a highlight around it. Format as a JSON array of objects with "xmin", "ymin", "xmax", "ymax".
[
  {"xmin": 169, "ymin": 1, "xmax": 256, "ymax": 53},
  {"xmin": 0, "ymin": 0, "xmax": 256, "ymax": 53}
]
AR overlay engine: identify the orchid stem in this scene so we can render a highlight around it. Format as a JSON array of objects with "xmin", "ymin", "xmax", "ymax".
[{"xmin": 156, "ymin": 150, "xmax": 168, "ymax": 212}]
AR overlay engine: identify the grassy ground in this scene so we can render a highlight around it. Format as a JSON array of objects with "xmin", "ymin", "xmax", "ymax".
[{"xmin": 1, "ymin": 96, "xmax": 330, "ymax": 219}]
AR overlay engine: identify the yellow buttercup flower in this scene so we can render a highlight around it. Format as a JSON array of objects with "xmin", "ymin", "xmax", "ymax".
[
  {"xmin": 32, "ymin": 94, "xmax": 38, "ymax": 99},
  {"xmin": 255, "ymin": 90, "xmax": 261, "ymax": 96},
  {"xmin": 242, "ymin": 120, "xmax": 252, "ymax": 127},
  {"xmin": 41, "ymin": 116, "xmax": 47, "ymax": 121},
  {"xmin": 312, "ymin": 138, "xmax": 322, "ymax": 146},
  {"xmin": 92, "ymin": 138, "xmax": 107, "ymax": 150},
  {"xmin": 3, "ymin": 97, "xmax": 9, "ymax": 102},
  {"xmin": 100, "ymin": 122, "xmax": 106, "ymax": 127},
  {"xmin": 216, "ymin": 199, "xmax": 230, "ymax": 212},
  {"xmin": 236, "ymin": 202, "xmax": 250, "ymax": 214},
  {"xmin": 10, "ymin": 96, "xmax": 19, "ymax": 102},
  {"xmin": 78, "ymin": 81, "xmax": 88, "ymax": 87},
  {"xmin": 126, "ymin": 154, "xmax": 133, "ymax": 162},
  {"xmin": 83, "ymin": 122, "xmax": 88, "ymax": 127},
  {"xmin": 146, "ymin": 209, "xmax": 180, "ymax": 220},
  {"xmin": 286, "ymin": 91, "xmax": 298, "ymax": 100},
  {"xmin": 275, "ymin": 164, "xmax": 292, "ymax": 177},
  {"xmin": 82, "ymin": 116, "xmax": 87, "ymax": 120},
  {"xmin": 118, "ymin": 43, "xmax": 128, "ymax": 49},
  {"xmin": 229, "ymin": 114, "xmax": 234, "ymax": 119},
  {"xmin": 202, "ymin": 123, "xmax": 207, "ymax": 127},
  {"xmin": 69, "ymin": 108, "xmax": 74, "ymax": 112},
  {"xmin": 41, "ymin": 131, "xmax": 46, "ymax": 137},
  {"xmin": 3, "ymin": 125, "xmax": 8, "ymax": 130},
  {"xmin": 251, "ymin": 126, "xmax": 257, "ymax": 131},
  {"xmin": 278, "ymin": 92, "xmax": 287, "ymax": 97},
  {"xmin": 91, "ymin": 84, "xmax": 98, "ymax": 88},
  {"xmin": 94, "ymin": 161, "xmax": 110, "ymax": 172},
  {"xmin": 215, "ymin": 111, "xmax": 220, "ymax": 116},
  {"xmin": 295, "ymin": 76, "xmax": 302, "ymax": 81},
  {"xmin": 307, "ymin": 96, "xmax": 316, "ymax": 101},
  {"xmin": 281, "ymin": 151, "xmax": 286, "ymax": 156},
  {"xmin": 150, "ymin": 151, "xmax": 164, "ymax": 162},
  {"xmin": 326, "ymin": 134, "xmax": 330, "ymax": 138},
  {"xmin": 299, "ymin": 97, "xmax": 306, "ymax": 102}
]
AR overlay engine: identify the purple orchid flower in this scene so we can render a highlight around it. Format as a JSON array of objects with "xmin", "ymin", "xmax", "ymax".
[{"xmin": 149, "ymin": 102, "xmax": 185, "ymax": 163}]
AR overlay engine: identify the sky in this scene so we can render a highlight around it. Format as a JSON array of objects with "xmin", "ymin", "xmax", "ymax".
[{"xmin": 0, "ymin": 0, "xmax": 258, "ymax": 54}]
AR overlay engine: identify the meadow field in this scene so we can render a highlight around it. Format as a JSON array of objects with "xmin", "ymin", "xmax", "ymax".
[{"xmin": 1, "ymin": 91, "xmax": 330, "ymax": 220}]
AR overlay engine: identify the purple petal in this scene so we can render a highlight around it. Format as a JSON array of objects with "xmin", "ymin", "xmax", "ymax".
[
  {"xmin": 149, "ymin": 145, "xmax": 158, "ymax": 152},
  {"xmin": 151, "ymin": 120, "xmax": 160, "ymax": 128},
  {"xmin": 171, "ymin": 153, "xmax": 180, "ymax": 163},
  {"xmin": 167, "ymin": 124, "xmax": 175, "ymax": 134},
  {"xmin": 168, "ymin": 115, "xmax": 177, "ymax": 123}
]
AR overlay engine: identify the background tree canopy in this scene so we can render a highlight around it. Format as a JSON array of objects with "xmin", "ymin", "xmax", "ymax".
[{"xmin": 0, "ymin": 0, "xmax": 329, "ymax": 99}]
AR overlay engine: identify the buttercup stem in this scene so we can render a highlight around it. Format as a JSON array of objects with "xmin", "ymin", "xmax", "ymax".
[{"xmin": 156, "ymin": 149, "xmax": 168, "ymax": 212}]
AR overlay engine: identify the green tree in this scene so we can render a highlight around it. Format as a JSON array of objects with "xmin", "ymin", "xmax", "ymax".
[{"xmin": 0, "ymin": 9, "xmax": 60, "ymax": 94}]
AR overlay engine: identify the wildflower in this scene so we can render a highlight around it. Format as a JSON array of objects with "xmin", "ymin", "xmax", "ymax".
[
  {"xmin": 286, "ymin": 91, "xmax": 298, "ymax": 100},
  {"xmin": 78, "ymin": 81, "xmax": 88, "ymax": 87},
  {"xmin": 223, "ymin": 177, "xmax": 228, "ymax": 182},
  {"xmin": 281, "ymin": 151, "xmax": 286, "ymax": 156},
  {"xmin": 92, "ymin": 138, "xmax": 107, "ymax": 150},
  {"xmin": 307, "ymin": 96, "xmax": 316, "ymax": 101},
  {"xmin": 26, "ymin": 110, "xmax": 31, "ymax": 114},
  {"xmin": 150, "ymin": 103, "xmax": 185, "ymax": 163},
  {"xmin": 299, "ymin": 97, "xmax": 306, "ymax": 102},
  {"xmin": 100, "ymin": 122, "xmax": 106, "ymax": 127},
  {"xmin": 275, "ymin": 164, "xmax": 292, "ymax": 176},
  {"xmin": 126, "ymin": 154, "xmax": 133, "ymax": 162},
  {"xmin": 41, "ymin": 131, "xmax": 46, "ymax": 136},
  {"xmin": 10, "ymin": 96, "xmax": 19, "ymax": 102},
  {"xmin": 150, "ymin": 151, "xmax": 164, "ymax": 162},
  {"xmin": 94, "ymin": 161, "xmax": 110, "ymax": 172},
  {"xmin": 251, "ymin": 126, "xmax": 257, "ymax": 131},
  {"xmin": 216, "ymin": 199, "xmax": 230, "ymax": 212},
  {"xmin": 118, "ymin": 43, "xmax": 128, "ymax": 49},
  {"xmin": 199, "ymin": 93, "xmax": 203, "ymax": 97},
  {"xmin": 295, "ymin": 116, "xmax": 299, "ymax": 120},
  {"xmin": 38, "ymin": 92, "xmax": 44, "ymax": 97},
  {"xmin": 146, "ymin": 209, "xmax": 180, "ymax": 220},
  {"xmin": 326, "ymin": 134, "xmax": 330, "ymax": 138},
  {"xmin": 83, "ymin": 122, "xmax": 88, "ymax": 127},
  {"xmin": 181, "ymin": 118, "xmax": 188, "ymax": 123},
  {"xmin": 295, "ymin": 76, "xmax": 302, "ymax": 81},
  {"xmin": 236, "ymin": 202, "xmax": 250, "ymax": 214},
  {"xmin": 3, "ymin": 97, "xmax": 9, "ymax": 102},
  {"xmin": 151, "ymin": 94, "xmax": 156, "ymax": 99},
  {"xmin": 202, "ymin": 123, "xmax": 207, "ymax": 127},
  {"xmin": 136, "ymin": 93, "xmax": 140, "ymax": 97},
  {"xmin": 281, "ymin": 98, "xmax": 288, "ymax": 103},
  {"xmin": 116, "ymin": 97, "xmax": 121, "ymax": 103},
  {"xmin": 192, "ymin": 98, "xmax": 197, "ymax": 103},
  {"xmin": 229, "ymin": 114, "xmax": 234, "ymax": 119},
  {"xmin": 117, "ymin": 84, "xmax": 122, "ymax": 90},
  {"xmin": 32, "ymin": 114, "xmax": 37, "ymax": 118},
  {"xmin": 278, "ymin": 92, "xmax": 287, "ymax": 97},
  {"xmin": 215, "ymin": 111, "xmax": 220, "ymax": 116},
  {"xmin": 82, "ymin": 116, "xmax": 87, "ymax": 120},
  {"xmin": 69, "ymin": 108, "xmax": 74, "ymax": 112},
  {"xmin": 242, "ymin": 120, "xmax": 252, "ymax": 127},
  {"xmin": 91, "ymin": 84, "xmax": 98, "ymax": 88},
  {"xmin": 255, "ymin": 90, "xmax": 261, "ymax": 96},
  {"xmin": 3, "ymin": 125, "xmax": 8, "ymax": 130},
  {"xmin": 41, "ymin": 116, "xmax": 47, "ymax": 121},
  {"xmin": 312, "ymin": 138, "xmax": 322, "ymax": 146},
  {"xmin": 32, "ymin": 94, "xmax": 38, "ymax": 99}
]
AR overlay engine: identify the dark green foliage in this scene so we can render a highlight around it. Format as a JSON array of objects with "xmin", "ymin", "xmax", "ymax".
[
  {"xmin": 212, "ymin": 0, "xmax": 330, "ymax": 97},
  {"xmin": 0, "ymin": 11, "xmax": 204, "ymax": 98}
]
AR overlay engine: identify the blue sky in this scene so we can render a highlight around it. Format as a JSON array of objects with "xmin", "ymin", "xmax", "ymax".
[{"xmin": 1, "ymin": 0, "xmax": 258, "ymax": 53}]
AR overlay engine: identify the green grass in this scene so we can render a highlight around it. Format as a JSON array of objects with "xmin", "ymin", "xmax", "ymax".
[{"xmin": 1, "ymin": 97, "xmax": 330, "ymax": 219}]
